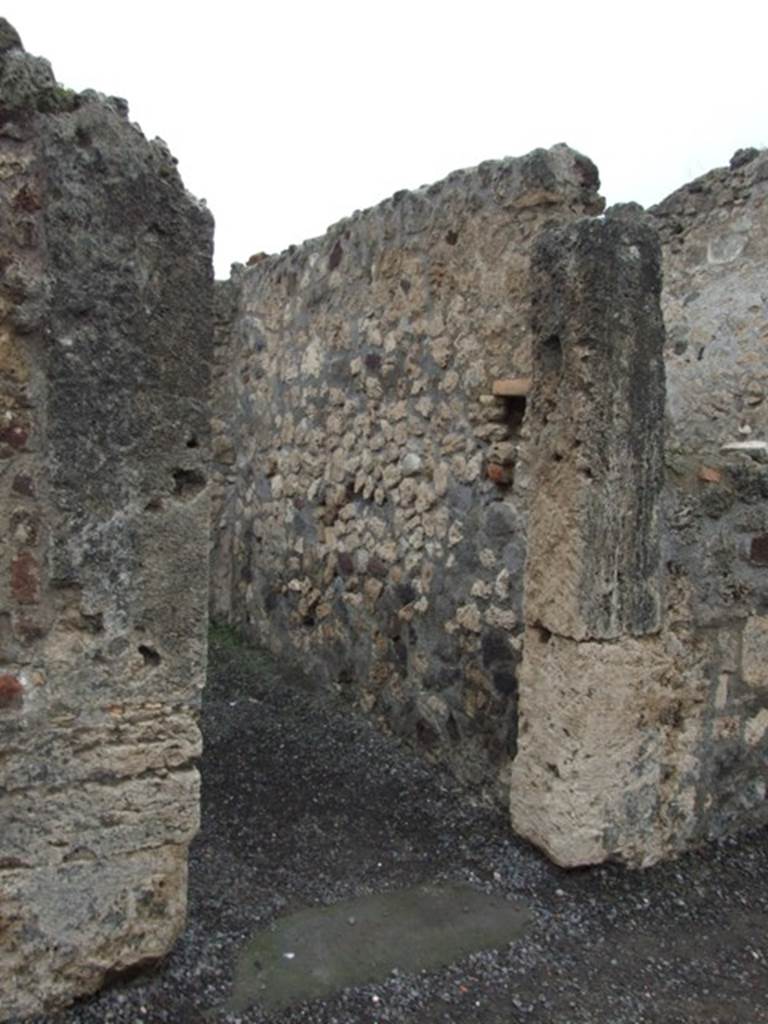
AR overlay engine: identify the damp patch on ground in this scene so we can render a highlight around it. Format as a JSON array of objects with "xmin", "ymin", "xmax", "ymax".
[{"xmin": 225, "ymin": 882, "xmax": 533, "ymax": 1013}]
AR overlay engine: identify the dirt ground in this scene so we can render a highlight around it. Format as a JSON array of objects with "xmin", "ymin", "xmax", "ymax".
[{"xmin": 33, "ymin": 636, "xmax": 768, "ymax": 1024}]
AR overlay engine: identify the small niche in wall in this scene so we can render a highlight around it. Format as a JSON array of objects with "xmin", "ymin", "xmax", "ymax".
[
  {"xmin": 486, "ymin": 377, "xmax": 530, "ymax": 487},
  {"xmin": 492, "ymin": 377, "xmax": 529, "ymax": 438},
  {"xmin": 138, "ymin": 644, "xmax": 161, "ymax": 667}
]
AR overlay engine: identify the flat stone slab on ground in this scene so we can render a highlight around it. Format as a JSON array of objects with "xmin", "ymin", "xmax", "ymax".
[{"xmin": 228, "ymin": 883, "xmax": 532, "ymax": 1012}]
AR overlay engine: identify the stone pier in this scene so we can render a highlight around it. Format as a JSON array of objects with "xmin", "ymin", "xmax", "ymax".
[
  {"xmin": 0, "ymin": 24, "xmax": 213, "ymax": 1019},
  {"xmin": 510, "ymin": 214, "xmax": 669, "ymax": 866}
]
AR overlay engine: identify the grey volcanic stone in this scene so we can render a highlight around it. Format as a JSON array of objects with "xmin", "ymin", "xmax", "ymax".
[
  {"xmin": 0, "ymin": 18, "xmax": 22, "ymax": 53},
  {"xmin": 524, "ymin": 216, "xmax": 665, "ymax": 641},
  {"xmin": 0, "ymin": 33, "xmax": 213, "ymax": 1023}
]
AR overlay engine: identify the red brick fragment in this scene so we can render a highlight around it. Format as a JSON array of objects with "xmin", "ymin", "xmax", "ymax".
[
  {"xmin": 0, "ymin": 673, "xmax": 23, "ymax": 709},
  {"xmin": 0, "ymin": 420, "xmax": 28, "ymax": 452},
  {"xmin": 698, "ymin": 465, "xmax": 721, "ymax": 483},
  {"xmin": 750, "ymin": 535, "xmax": 768, "ymax": 566},
  {"xmin": 487, "ymin": 462, "xmax": 513, "ymax": 485},
  {"xmin": 11, "ymin": 552, "xmax": 40, "ymax": 604},
  {"xmin": 11, "ymin": 474, "xmax": 35, "ymax": 496},
  {"xmin": 13, "ymin": 185, "xmax": 42, "ymax": 212}
]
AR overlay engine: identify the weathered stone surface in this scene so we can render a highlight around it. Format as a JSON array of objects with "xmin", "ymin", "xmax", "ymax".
[
  {"xmin": 211, "ymin": 144, "xmax": 604, "ymax": 799},
  {"xmin": 511, "ymin": 629, "xmax": 689, "ymax": 867},
  {"xmin": 650, "ymin": 149, "xmax": 768, "ymax": 456},
  {"xmin": 2, "ymin": 845, "xmax": 190, "ymax": 1018},
  {"xmin": 524, "ymin": 215, "xmax": 665, "ymax": 641},
  {"xmin": 742, "ymin": 616, "xmax": 768, "ymax": 690},
  {"xmin": 211, "ymin": 143, "xmax": 768, "ymax": 869},
  {"xmin": 0, "ymin": 27, "xmax": 213, "ymax": 1022},
  {"xmin": 512, "ymin": 216, "xmax": 672, "ymax": 865}
]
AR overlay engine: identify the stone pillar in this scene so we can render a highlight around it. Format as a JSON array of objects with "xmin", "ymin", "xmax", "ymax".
[
  {"xmin": 0, "ymin": 25, "xmax": 213, "ymax": 1020},
  {"xmin": 510, "ymin": 214, "xmax": 668, "ymax": 867}
]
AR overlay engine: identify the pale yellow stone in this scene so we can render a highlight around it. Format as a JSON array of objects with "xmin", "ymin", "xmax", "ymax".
[
  {"xmin": 364, "ymin": 579, "xmax": 384, "ymax": 603},
  {"xmin": 745, "ymin": 709, "xmax": 768, "ymax": 747},
  {"xmin": 479, "ymin": 548, "xmax": 496, "ymax": 569},
  {"xmin": 448, "ymin": 521, "xmax": 463, "ymax": 547},
  {"xmin": 433, "ymin": 462, "xmax": 449, "ymax": 498},
  {"xmin": 430, "ymin": 338, "xmax": 452, "ymax": 367},
  {"xmin": 742, "ymin": 616, "xmax": 768, "ymax": 689},
  {"xmin": 715, "ymin": 675, "xmax": 729, "ymax": 711},
  {"xmin": 485, "ymin": 606, "xmax": 517, "ymax": 630},
  {"xmin": 456, "ymin": 603, "xmax": 482, "ymax": 632},
  {"xmin": 300, "ymin": 337, "xmax": 322, "ymax": 376},
  {"xmin": 510, "ymin": 630, "xmax": 703, "ymax": 868},
  {"xmin": 440, "ymin": 369, "xmax": 460, "ymax": 394}
]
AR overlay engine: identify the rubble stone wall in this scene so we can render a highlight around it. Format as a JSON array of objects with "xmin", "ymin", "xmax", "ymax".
[
  {"xmin": 212, "ymin": 145, "xmax": 767, "ymax": 868},
  {"xmin": 511, "ymin": 157, "xmax": 768, "ymax": 866},
  {"xmin": 0, "ymin": 26, "xmax": 213, "ymax": 1021},
  {"xmin": 210, "ymin": 146, "xmax": 604, "ymax": 800},
  {"xmin": 644, "ymin": 150, "xmax": 768, "ymax": 859}
]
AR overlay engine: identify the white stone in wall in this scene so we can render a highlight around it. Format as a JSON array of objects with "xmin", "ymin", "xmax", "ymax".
[{"xmin": 742, "ymin": 616, "xmax": 768, "ymax": 689}]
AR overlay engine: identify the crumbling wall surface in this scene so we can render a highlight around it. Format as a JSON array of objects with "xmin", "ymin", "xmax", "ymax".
[
  {"xmin": 211, "ymin": 145, "xmax": 603, "ymax": 796},
  {"xmin": 209, "ymin": 278, "xmax": 239, "ymax": 624},
  {"xmin": 652, "ymin": 147, "xmax": 768, "ymax": 454},
  {"xmin": 510, "ymin": 213, "xmax": 673, "ymax": 867},
  {"xmin": 645, "ymin": 149, "xmax": 768, "ymax": 854},
  {"xmin": 0, "ymin": 24, "xmax": 213, "ymax": 1021},
  {"xmin": 509, "ymin": 158, "xmax": 768, "ymax": 870}
]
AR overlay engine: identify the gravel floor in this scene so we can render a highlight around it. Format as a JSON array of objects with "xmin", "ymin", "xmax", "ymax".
[{"xmin": 32, "ymin": 636, "xmax": 768, "ymax": 1024}]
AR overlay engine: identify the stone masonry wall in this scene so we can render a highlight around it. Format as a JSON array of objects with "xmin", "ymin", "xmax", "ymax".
[
  {"xmin": 0, "ymin": 25, "xmax": 213, "ymax": 1020},
  {"xmin": 211, "ymin": 145, "xmax": 604, "ymax": 801},
  {"xmin": 507, "ymin": 160, "xmax": 768, "ymax": 866},
  {"xmin": 212, "ymin": 145, "xmax": 767, "ymax": 868},
  {"xmin": 510, "ymin": 213, "xmax": 671, "ymax": 866}
]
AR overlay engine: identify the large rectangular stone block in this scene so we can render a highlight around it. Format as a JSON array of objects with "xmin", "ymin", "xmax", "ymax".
[
  {"xmin": 524, "ymin": 214, "xmax": 666, "ymax": 641},
  {"xmin": 0, "ymin": 25, "xmax": 213, "ymax": 1021}
]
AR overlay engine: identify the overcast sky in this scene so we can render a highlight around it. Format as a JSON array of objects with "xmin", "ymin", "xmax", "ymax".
[{"xmin": 6, "ymin": 1, "xmax": 766, "ymax": 277}]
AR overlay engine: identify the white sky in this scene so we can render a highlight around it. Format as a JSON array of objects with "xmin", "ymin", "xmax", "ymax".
[{"xmin": 5, "ymin": 1, "xmax": 767, "ymax": 277}]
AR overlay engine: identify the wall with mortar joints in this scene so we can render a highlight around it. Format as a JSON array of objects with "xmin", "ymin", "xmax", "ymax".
[
  {"xmin": 0, "ymin": 23, "xmax": 214, "ymax": 1022},
  {"xmin": 645, "ymin": 148, "xmax": 768, "ymax": 856},
  {"xmin": 509, "ymin": 157, "xmax": 768, "ymax": 867},
  {"xmin": 210, "ymin": 144, "xmax": 604, "ymax": 802},
  {"xmin": 211, "ymin": 144, "xmax": 768, "ymax": 867}
]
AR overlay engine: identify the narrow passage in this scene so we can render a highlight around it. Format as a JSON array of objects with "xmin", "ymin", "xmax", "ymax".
[{"xmin": 38, "ymin": 633, "xmax": 768, "ymax": 1024}]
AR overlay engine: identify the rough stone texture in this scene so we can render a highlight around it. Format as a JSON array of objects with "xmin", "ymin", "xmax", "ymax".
[
  {"xmin": 511, "ymin": 166, "xmax": 768, "ymax": 868},
  {"xmin": 523, "ymin": 214, "xmax": 665, "ymax": 641},
  {"xmin": 642, "ymin": 149, "xmax": 768, "ymax": 862},
  {"xmin": 212, "ymin": 144, "xmax": 768, "ymax": 869},
  {"xmin": 0, "ymin": 25, "xmax": 213, "ymax": 1022},
  {"xmin": 651, "ymin": 148, "xmax": 768, "ymax": 455},
  {"xmin": 209, "ymin": 278, "xmax": 239, "ymax": 624},
  {"xmin": 210, "ymin": 145, "xmax": 604, "ymax": 799},
  {"xmin": 510, "ymin": 629, "xmax": 696, "ymax": 867},
  {"xmin": 510, "ymin": 217, "xmax": 672, "ymax": 866}
]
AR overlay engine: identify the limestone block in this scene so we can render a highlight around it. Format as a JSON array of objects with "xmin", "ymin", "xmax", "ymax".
[
  {"xmin": 525, "ymin": 216, "xmax": 665, "ymax": 641},
  {"xmin": 0, "ymin": 24, "xmax": 212, "ymax": 1020},
  {"xmin": 2, "ymin": 845, "xmax": 189, "ymax": 1021},
  {"xmin": 510, "ymin": 629, "xmax": 700, "ymax": 867},
  {"xmin": 742, "ymin": 616, "xmax": 768, "ymax": 689}
]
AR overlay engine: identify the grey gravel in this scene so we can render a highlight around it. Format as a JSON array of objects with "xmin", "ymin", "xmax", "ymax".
[{"xmin": 27, "ymin": 636, "xmax": 768, "ymax": 1024}]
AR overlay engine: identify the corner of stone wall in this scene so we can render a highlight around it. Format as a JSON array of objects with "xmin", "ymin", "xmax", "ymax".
[
  {"xmin": 510, "ymin": 212, "xmax": 672, "ymax": 867},
  {"xmin": 512, "ymin": 157, "xmax": 768, "ymax": 867},
  {"xmin": 648, "ymin": 147, "xmax": 768, "ymax": 853},
  {"xmin": 211, "ymin": 144, "xmax": 605, "ymax": 804},
  {"xmin": 0, "ymin": 23, "xmax": 213, "ymax": 1020}
]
